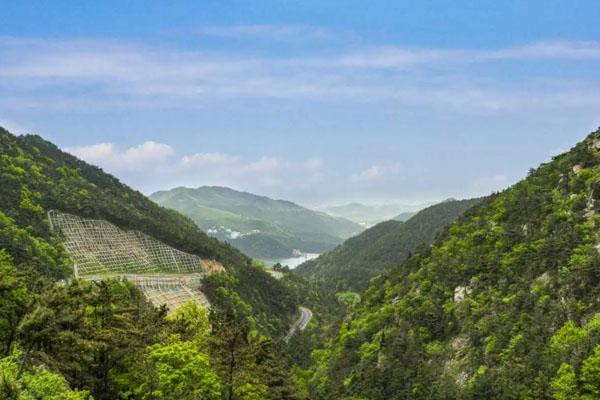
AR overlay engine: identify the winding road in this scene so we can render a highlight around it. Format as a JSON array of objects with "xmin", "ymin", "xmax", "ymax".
[{"xmin": 284, "ymin": 306, "xmax": 313, "ymax": 342}]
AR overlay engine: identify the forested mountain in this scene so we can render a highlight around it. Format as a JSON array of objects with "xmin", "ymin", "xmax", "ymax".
[
  {"xmin": 296, "ymin": 198, "xmax": 482, "ymax": 293},
  {"xmin": 298, "ymin": 129, "xmax": 600, "ymax": 400},
  {"xmin": 0, "ymin": 127, "xmax": 305, "ymax": 399},
  {"xmin": 150, "ymin": 186, "xmax": 362, "ymax": 259}
]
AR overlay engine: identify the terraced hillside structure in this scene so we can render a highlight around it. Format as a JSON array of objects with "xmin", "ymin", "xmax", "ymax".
[{"xmin": 48, "ymin": 210, "xmax": 224, "ymax": 309}]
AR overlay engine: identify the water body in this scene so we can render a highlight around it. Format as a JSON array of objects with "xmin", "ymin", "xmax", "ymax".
[{"xmin": 262, "ymin": 253, "xmax": 319, "ymax": 269}]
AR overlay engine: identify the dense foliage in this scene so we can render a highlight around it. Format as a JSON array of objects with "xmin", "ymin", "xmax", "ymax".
[
  {"xmin": 296, "ymin": 198, "xmax": 482, "ymax": 293},
  {"xmin": 150, "ymin": 186, "xmax": 362, "ymax": 259},
  {"xmin": 0, "ymin": 127, "xmax": 299, "ymax": 334},
  {"xmin": 4, "ymin": 124, "xmax": 600, "ymax": 400},
  {"xmin": 0, "ymin": 127, "xmax": 306, "ymax": 398},
  {"xmin": 299, "ymin": 129, "xmax": 600, "ymax": 399}
]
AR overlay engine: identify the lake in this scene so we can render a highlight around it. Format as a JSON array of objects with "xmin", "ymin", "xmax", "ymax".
[{"xmin": 262, "ymin": 253, "xmax": 319, "ymax": 269}]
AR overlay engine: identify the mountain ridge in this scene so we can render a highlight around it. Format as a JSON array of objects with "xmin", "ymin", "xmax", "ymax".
[
  {"xmin": 0, "ymin": 127, "xmax": 299, "ymax": 334},
  {"xmin": 296, "ymin": 197, "xmax": 482, "ymax": 293},
  {"xmin": 301, "ymin": 128, "xmax": 600, "ymax": 400},
  {"xmin": 150, "ymin": 185, "xmax": 363, "ymax": 259}
]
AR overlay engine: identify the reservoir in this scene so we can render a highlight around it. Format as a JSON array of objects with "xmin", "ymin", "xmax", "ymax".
[{"xmin": 262, "ymin": 253, "xmax": 319, "ymax": 269}]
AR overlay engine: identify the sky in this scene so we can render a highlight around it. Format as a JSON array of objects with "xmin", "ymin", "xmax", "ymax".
[{"xmin": 1, "ymin": 1, "xmax": 600, "ymax": 207}]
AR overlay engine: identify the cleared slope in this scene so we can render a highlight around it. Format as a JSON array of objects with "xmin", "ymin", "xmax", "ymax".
[
  {"xmin": 296, "ymin": 198, "xmax": 482, "ymax": 293},
  {"xmin": 309, "ymin": 128, "xmax": 600, "ymax": 400},
  {"xmin": 48, "ymin": 211, "xmax": 224, "ymax": 276},
  {"xmin": 150, "ymin": 186, "xmax": 363, "ymax": 258},
  {"xmin": 0, "ymin": 127, "xmax": 298, "ymax": 334},
  {"xmin": 48, "ymin": 210, "xmax": 227, "ymax": 310}
]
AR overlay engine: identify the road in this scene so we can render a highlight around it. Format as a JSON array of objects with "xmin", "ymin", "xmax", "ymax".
[{"xmin": 284, "ymin": 306, "xmax": 312, "ymax": 342}]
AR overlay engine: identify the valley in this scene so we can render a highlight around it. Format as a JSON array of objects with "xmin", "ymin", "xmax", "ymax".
[
  {"xmin": 1, "ymin": 125, "xmax": 600, "ymax": 400},
  {"xmin": 150, "ymin": 186, "xmax": 363, "ymax": 259},
  {"xmin": 263, "ymin": 252, "xmax": 320, "ymax": 269},
  {"xmin": 3, "ymin": 3, "xmax": 600, "ymax": 398}
]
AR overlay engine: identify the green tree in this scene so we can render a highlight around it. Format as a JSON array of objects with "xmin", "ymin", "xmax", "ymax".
[
  {"xmin": 0, "ymin": 251, "xmax": 29, "ymax": 356},
  {"xmin": 581, "ymin": 345, "xmax": 600, "ymax": 398},
  {"xmin": 335, "ymin": 292, "xmax": 361, "ymax": 309},
  {"xmin": 0, "ymin": 353, "xmax": 91, "ymax": 400},
  {"xmin": 140, "ymin": 336, "xmax": 221, "ymax": 400},
  {"xmin": 551, "ymin": 363, "xmax": 579, "ymax": 400},
  {"xmin": 169, "ymin": 301, "xmax": 211, "ymax": 346}
]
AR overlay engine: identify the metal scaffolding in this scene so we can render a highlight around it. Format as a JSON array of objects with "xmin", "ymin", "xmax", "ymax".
[{"xmin": 48, "ymin": 210, "xmax": 223, "ymax": 310}]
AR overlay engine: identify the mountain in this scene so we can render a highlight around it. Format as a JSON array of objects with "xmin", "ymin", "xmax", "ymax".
[
  {"xmin": 150, "ymin": 186, "xmax": 363, "ymax": 259},
  {"xmin": 0, "ymin": 126, "xmax": 312, "ymax": 399},
  {"xmin": 321, "ymin": 202, "xmax": 420, "ymax": 227},
  {"xmin": 296, "ymin": 198, "xmax": 482, "ymax": 293},
  {"xmin": 0, "ymin": 127, "xmax": 299, "ymax": 334},
  {"xmin": 301, "ymin": 129, "xmax": 600, "ymax": 400},
  {"xmin": 394, "ymin": 211, "xmax": 417, "ymax": 221}
]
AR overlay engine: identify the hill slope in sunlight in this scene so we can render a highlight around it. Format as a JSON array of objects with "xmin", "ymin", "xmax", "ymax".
[
  {"xmin": 296, "ymin": 198, "xmax": 482, "ymax": 293},
  {"xmin": 303, "ymin": 128, "xmax": 600, "ymax": 400},
  {"xmin": 151, "ymin": 186, "xmax": 363, "ymax": 259},
  {"xmin": 0, "ymin": 127, "xmax": 299, "ymax": 334}
]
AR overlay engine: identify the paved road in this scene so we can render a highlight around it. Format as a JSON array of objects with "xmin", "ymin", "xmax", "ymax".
[{"xmin": 284, "ymin": 306, "xmax": 312, "ymax": 342}]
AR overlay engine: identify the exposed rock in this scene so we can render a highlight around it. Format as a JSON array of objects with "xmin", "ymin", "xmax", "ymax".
[
  {"xmin": 445, "ymin": 335, "xmax": 471, "ymax": 387},
  {"xmin": 454, "ymin": 286, "xmax": 472, "ymax": 303},
  {"xmin": 202, "ymin": 259, "xmax": 226, "ymax": 273},
  {"xmin": 537, "ymin": 271, "xmax": 550, "ymax": 285},
  {"xmin": 585, "ymin": 197, "xmax": 596, "ymax": 217},
  {"xmin": 451, "ymin": 335, "xmax": 469, "ymax": 352}
]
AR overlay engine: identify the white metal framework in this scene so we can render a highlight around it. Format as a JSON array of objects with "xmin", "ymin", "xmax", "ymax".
[{"xmin": 48, "ymin": 211, "xmax": 222, "ymax": 310}]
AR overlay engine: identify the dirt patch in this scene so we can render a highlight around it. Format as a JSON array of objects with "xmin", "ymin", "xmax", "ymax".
[{"xmin": 202, "ymin": 259, "xmax": 226, "ymax": 273}]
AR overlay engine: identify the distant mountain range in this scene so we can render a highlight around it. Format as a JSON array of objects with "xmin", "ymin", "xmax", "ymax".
[
  {"xmin": 320, "ymin": 202, "xmax": 427, "ymax": 227},
  {"xmin": 296, "ymin": 197, "xmax": 482, "ymax": 292},
  {"xmin": 150, "ymin": 186, "xmax": 363, "ymax": 259}
]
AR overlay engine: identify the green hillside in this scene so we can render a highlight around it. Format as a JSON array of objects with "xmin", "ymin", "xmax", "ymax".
[
  {"xmin": 0, "ymin": 126, "xmax": 309, "ymax": 399},
  {"xmin": 150, "ymin": 186, "xmax": 363, "ymax": 259},
  {"xmin": 299, "ymin": 129, "xmax": 600, "ymax": 400},
  {"xmin": 0, "ymin": 127, "xmax": 300, "ymax": 334},
  {"xmin": 295, "ymin": 198, "xmax": 482, "ymax": 293}
]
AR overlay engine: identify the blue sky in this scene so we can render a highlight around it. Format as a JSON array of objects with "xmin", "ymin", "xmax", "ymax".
[{"xmin": 1, "ymin": 1, "xmax": 600, "ymax": 207}]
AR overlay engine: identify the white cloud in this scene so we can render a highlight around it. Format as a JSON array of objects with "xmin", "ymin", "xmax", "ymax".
[
  {"xmin": 197, "ymin": 24, "xmax": 330, "ymax": 41},
  {"xmin": 302, "ymin": 158, "xmax": 323, "ymax": 171},
  {"xmin": 180, "ymin": 152, "xmax": 240, "ymax": 168},
  {"xmin": 1, "ymin": 37, "xmax": 600, "ymax": 114},
  {"xmin": 243, "ymin": 156, "xmax": 279, "ymax": 173},
  {"xmin": 350, "ymin": 164, "xmax": 401, "ymax": 183},
  {"xmin": 66, "ymin": 140, "xmax": 294, "ymax": 188},
  {"xmin": 483, "ymin": 41, "xmax": 600, "ymax": 61},
  {"xmin": 67, "ymin": 141, "xmax": 175, "ymax": 171}
]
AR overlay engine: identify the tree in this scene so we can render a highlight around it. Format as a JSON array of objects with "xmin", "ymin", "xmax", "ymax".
[
  {"xmin": 139, "ymin": 336, "xmax": 221, "ymax": 400},
  {"xmin": 581, "ymin": 345, "xmax": 600, "ymax": 398},
  {"xmin": 551, "ymin": 363, "xmax": 579, "ymax": 400},
  {"xmin": 0, "ymin": 251, "xmax": 29, "ymax": 356},
  {"xmin": 209, "ymin": 308, "xmax": 255, "ymax": 400},
  {"xmin": 0, "ymin": 352, "xmax": 91, "ymax": 400},
  {"xmin": 170, "ymin": 301, "xmax": 211, "ymax": 346}
]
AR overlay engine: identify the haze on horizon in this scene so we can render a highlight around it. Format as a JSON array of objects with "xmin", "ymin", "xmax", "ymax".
[{"xmin": 1, "ymin": 1, "xmax": 600, "ymax": 207}]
